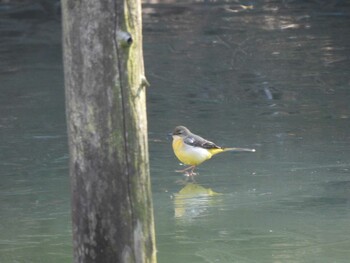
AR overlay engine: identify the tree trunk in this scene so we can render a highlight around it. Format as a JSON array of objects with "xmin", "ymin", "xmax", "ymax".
[{"xmin": 62, "ymin": 0, "xmax": 156, "ymax": 262}]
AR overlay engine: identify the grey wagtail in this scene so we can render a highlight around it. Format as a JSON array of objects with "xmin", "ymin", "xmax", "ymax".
[{"xmin": 171, "ymin": 126, "xmax": 255, "ymax": 176}]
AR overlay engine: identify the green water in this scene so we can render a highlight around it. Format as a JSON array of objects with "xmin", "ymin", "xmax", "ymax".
[{"xmin": 1, "ymin": 1, "xmax": 350, "ymax": 262}]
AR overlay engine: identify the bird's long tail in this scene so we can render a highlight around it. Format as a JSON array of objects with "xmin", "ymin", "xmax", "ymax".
[
  {"xmin": 209, "ymin": 147, "xmax": 255, "ymax": 156},
  {"xmin": 223, "ymin": 147, "xmax": 256, "ymax": 153}
]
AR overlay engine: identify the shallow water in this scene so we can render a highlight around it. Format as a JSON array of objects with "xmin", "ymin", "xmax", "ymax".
[{"xmin": 1, "ymin": 1, "xmax": 350, "ymax": 262}]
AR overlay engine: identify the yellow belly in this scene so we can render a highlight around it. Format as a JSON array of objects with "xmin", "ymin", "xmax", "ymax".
[{"xmin": 172, "ymin": 137, "xmax": 213, "ymax": 166}]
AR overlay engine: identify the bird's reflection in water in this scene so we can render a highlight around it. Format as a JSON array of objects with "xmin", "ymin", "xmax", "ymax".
[{"xmin": 173, "ymin": 183, "xmax": 221, "ymax": 222}]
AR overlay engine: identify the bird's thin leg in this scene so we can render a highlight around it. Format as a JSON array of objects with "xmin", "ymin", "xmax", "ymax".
[
  {"xmin": 188, "ymin": 166, "xmax": 196, "ymax": 176},
  {"xmin": 188, "ymin": 167, "xmax": 197, "ymax": 183},
  {"xmin": 175, "ymin": 165, "xmax": 196, "ymax": 174}
]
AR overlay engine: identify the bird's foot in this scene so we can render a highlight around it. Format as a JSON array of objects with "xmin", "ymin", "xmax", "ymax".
[
  {"xmin": 184, "ymin": 171, "xmax": 197, "ymax": 177},
  {"xmin": 184, "ymin": 171, "xmax": 197, "ymax": 183},
  {"xmin": 175, "ymin": 166, "xmax": 197, "ymax": 182}
]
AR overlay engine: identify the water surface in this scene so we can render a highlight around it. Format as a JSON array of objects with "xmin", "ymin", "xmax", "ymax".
[{"xmin": 1, "ymin": 1, "xmax": 350, "ymax": 262}]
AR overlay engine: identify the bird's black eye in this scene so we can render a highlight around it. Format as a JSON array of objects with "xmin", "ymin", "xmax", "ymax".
[
  {"xmin": 174, "ymin": 129, "xmax": 182, "ymax": 135},
  {"xmin": 173, "ymin": 126, "xmax": 187, "ymax": 136}
]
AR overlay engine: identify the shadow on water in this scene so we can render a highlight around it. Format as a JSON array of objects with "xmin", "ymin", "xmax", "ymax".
[{"xmin": 173, "ymin": 182, "xmax": 221, "ymax": 222}]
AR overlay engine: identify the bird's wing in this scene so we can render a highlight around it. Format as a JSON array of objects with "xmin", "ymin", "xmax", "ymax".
[{"xmin": 184, "ymin": 134, "xmax": 221, "ymax": 149}]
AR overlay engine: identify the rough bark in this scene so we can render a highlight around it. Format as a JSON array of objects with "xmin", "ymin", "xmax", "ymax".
[{"xmin": 62, "ymin": 0, "xmax": 156, "ymax": 262}]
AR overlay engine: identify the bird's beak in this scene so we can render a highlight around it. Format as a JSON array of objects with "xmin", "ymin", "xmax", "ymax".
[{"xmin": 167, "ymin": 132, "xmax": 173, "ymax": 141}]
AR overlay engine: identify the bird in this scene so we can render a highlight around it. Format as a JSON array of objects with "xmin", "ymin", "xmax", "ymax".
[{"xmin": 171, "ymin": 126, "xmax": 255, "ymax": 177}]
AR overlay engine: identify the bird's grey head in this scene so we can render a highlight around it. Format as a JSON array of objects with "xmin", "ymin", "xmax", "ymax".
[{"xmin": 172, "ymin": 126, "xmax": 191, "ymax": 137}]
